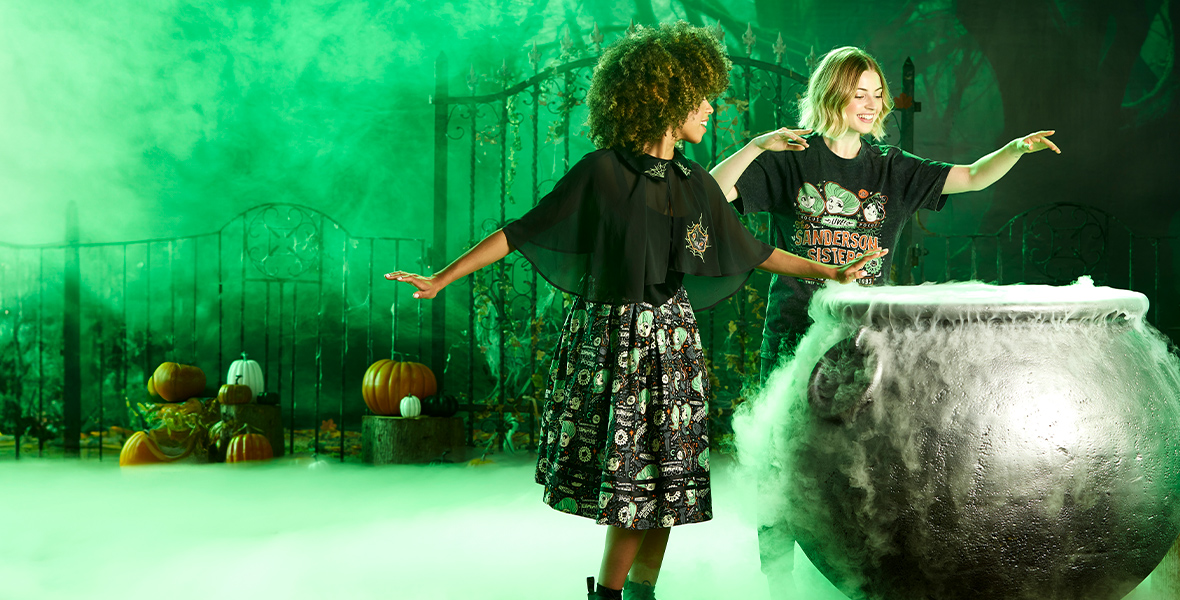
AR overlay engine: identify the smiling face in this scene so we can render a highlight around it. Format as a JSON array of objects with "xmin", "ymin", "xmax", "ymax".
[
  {"xmin": 863, "ymin": 201, "xmax": 881, "ymax": 222},
  {"xmin": 800, "ymin": 48, "xmax": 893, "ymax": 141},
  {"xmin": 823, "ymin": 183, "xmax": 860, "ymax": 216},
  {"xmin": 842, "ymin": 70, "xmax": 883, "ymax": 136},
  {"xmin": 673, "ymin": 99, "xmax": 714, "ymax": 144},
  {"xmin": 826, "ymin": 194, "xmax": 845, "ymax": 214},
  {"xmin": 797, "ymin": 183, "xmax": 823, "ymax": 214}
]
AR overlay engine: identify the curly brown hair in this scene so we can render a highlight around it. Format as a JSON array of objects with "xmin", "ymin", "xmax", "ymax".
[{"xmin": 587, "ymin": 22, "xmax": 731, "ymax": 153}]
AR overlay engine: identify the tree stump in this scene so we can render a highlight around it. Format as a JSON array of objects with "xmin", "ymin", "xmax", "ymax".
[
  {"xmin": 220, "ymin": 404, "xmax": 284, "ymax": 458},
  {"xmin": 362, "ymin": 416, "xmax": 465, "ymax": 464}
]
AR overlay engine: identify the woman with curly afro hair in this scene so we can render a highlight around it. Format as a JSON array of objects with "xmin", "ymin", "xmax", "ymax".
[{"xmin": 386, "ymin": 24, "xmax": 883, "ymax": 600}]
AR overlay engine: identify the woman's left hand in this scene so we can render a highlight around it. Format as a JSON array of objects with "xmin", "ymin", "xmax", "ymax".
[{"xmin": 1015, "ymin": 130, "xmax": 1061, "ymax": 154}]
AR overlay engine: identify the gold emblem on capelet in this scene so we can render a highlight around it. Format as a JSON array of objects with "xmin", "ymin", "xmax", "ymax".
[{"xmin": 686, "ymin": 218, "xmax": 710, "ymax": 260}]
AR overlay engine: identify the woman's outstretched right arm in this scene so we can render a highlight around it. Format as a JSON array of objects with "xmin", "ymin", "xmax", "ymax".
[
  {"xmin": 385, "ymin": 229, "xmax": 515, "ymax": 299},
  {"xmin": 709, "ymin": 128, "xmax": 810, "ymax": 201}
]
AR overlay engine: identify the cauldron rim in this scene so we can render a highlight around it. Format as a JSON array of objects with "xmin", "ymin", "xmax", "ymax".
[{"xmin": 810, "ymin": 282, "xmax": 1148, "ymax": 325}]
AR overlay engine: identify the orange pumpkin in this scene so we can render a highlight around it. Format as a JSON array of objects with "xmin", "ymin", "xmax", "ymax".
[
  {"xmin": 226, "ymin": 432, "xmax": 273, "ymax": 463},
  {"xmin": 118, "ymin": 431, "xmax": 196, "ymax": 466},
  {"xmin": 152, "ymin": 363, "xmax": 207, "ymax": 402},
  {"xmin": 362, "ymin": 360, "xmax": 437, "ymax": 416},
  {"xmin": 218, "ymin": 384, "xmax": 253, "ymax": 405}
]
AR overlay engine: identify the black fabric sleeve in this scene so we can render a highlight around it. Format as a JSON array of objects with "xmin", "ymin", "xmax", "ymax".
[
  {"xmin": 892, "ymin": 147, "xmax": 953, "ymax": 212},
  {"xmin": 501, "ymin": 150, "xmax": 619, "ymax": 300},
  {"xmin": 733, "ymin": 151, "xmax": 784, "ymax": 215}
]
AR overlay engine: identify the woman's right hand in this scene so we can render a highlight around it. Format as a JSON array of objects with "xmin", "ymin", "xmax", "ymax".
[
  {"xmin": 753, "ymin": 128, "xmax": 812, "ymax": 152},
  {"xmin": 385, "ymin": 271, "xmax": 442, "ymax": 299}
]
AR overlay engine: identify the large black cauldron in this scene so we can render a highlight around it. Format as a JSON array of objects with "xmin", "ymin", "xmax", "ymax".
[{"xmin": 748, "ymin": 281, "xmax": 1180, "ymax": 600}]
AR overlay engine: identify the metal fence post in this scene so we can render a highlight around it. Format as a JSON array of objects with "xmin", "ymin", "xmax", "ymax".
[
  {"xmin": 432, "ymin": 52, "xmax": 450, "ymax": 389},
  {"xmin": 895, "ymin": 57, "xmax": 920, "ymax": 285},
  {"xmin": 63, "ymin": 201, "xmax": 81, "ymax": 457}
]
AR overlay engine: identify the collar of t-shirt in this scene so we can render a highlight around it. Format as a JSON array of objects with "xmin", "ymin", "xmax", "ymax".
[
  {"xmin": 617, "ymin": 146, "xmax": 693, "ymax": 180},
  {"xmin": 807, "ymin": 132, "xmax": 870, "ymax": 162}
]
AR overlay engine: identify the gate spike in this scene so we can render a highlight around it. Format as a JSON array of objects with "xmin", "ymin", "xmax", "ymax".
[
  {"xmin": 560, "ymin": 26, "xmax": 574, "ymax": 55},
  {"xmin": 773, "ymin": 33, "xmax": 786, "ymax": 65},
  {"xmin": 498, "ymin": 58, "xmax": 511, "ymax": 83},
  {"xmin": 743, "ymin": 23, "xmax": 756, "ymax": 57},
  {"xmin": 806, "ymin": 45, "xmax": 819, "ymax": 73}
]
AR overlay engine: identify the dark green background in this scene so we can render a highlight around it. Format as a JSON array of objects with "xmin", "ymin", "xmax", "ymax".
[{"xmin": 1, "ymin": 0, "xmax": 1175, "ymax": 271}]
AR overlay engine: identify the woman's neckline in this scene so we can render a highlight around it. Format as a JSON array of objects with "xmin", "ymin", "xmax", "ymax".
[
  {"xmin": 821, "ymin": 134, "xmax": 866, "ymax": 160},
  {"xmin": 634, "ymin": 146, "xmax": 681, "ymax": 161},
  {"xmin": 642, "ymin": 136, "xmax": 677, "ymax": 159}
]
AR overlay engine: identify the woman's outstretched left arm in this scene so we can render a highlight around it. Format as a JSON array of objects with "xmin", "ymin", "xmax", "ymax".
[{"xmin": 943, "ymin": 130, "xmax": 1061, "ymax": 194}]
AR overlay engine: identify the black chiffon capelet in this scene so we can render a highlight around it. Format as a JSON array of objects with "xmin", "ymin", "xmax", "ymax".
[{"xmin": 502, "ymin": 147, "xmax": 774, "ymax": 311}]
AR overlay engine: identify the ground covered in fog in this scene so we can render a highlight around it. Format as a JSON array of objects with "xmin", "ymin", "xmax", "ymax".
[{"xmin": 0, "ymin": 453, "xmax": 1171, "ymax": 600}]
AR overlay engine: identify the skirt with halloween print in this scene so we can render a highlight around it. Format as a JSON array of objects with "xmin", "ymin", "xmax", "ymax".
[{"xmin": 534, "ymin": 287, "xmax": 712, "ymax": 529}]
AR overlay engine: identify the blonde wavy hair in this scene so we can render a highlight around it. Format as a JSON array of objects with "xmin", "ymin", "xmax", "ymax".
[{"xmin": 799, "ymin": 46, "xmax": 892, "ymax": 141}]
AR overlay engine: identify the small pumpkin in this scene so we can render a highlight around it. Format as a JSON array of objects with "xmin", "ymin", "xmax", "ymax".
[
  {"xmin": 362, "ymin": 359, "xmax": 437, "ymax": 416},
  {"xmin": 399, "ymin": 395, "xmax": 421, "ymax": 418},
  {"xmin": 147, "ymin": 376, "xmax": 159, "ymax": 398},
  {"xmin": 218, "ymin": 384, "xmax": 253, "ymax": 405},
  {"xmin": 226, "ymin": 432, "xmax": 273, "ymax": 463},
  {"xmin": 227, "ymin": 353, "xmax": 265, "ymax": 398},
  {"xmin": 119, "ymin": 431, "xmax": 196, "ymax": 466},
  {"xmin": 423, "ymin": 395, "xmax": 459, "ymax": 418},
  {"xmin": 152, "ymin": 362, "xmax": 206, "ymax": 402}
]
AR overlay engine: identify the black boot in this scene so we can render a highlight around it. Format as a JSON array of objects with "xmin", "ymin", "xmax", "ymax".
[
  {"xmin": 587, "ymin": 577, "xmax": 622, "ymax": 600},
  {"xmin": 622, "ymin": 579, "xmax": 657, "ymax": 600}
]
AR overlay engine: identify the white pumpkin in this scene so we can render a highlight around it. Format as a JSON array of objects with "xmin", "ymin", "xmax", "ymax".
[
  {"xmin": 227, "ymin": 353, "xmax": 264, "ymax": 398},
  {"xmin": 399, "ymin": 395, "xmax": 421, "ymax": 418}
]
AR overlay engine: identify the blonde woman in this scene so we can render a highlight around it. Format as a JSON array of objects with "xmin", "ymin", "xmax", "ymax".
[{"xmin": 709, "ymin": 45, "xmax": 1060, "ymax": 598}]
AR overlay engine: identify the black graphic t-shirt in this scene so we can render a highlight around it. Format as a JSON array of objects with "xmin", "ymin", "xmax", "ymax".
[{"xmin": 734, "ymin": 133, "xmax": 951, "ymax": 363}]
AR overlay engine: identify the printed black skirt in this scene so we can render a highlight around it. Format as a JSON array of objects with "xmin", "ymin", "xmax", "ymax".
[{"xmin": 534, "ymin": 288, "xmax": 712, "ymax": 529}]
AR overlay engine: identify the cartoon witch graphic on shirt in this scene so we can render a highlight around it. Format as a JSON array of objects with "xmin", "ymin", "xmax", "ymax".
[
  {"xmin": 861, "ymin": 193, "xmax": 887, "ymax": 224},
  {"xmin": 795, "ymin": 183, "xmax": 825, "ymax": 217},
  {"xmin": 823, "ymin": 182, "xmax": 861, "ymax": 216}
]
